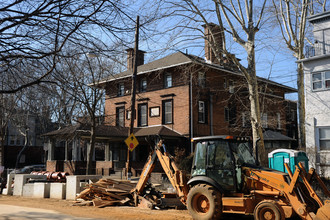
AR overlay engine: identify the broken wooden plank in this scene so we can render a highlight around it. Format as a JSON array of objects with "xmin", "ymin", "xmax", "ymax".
[{"xmin": 72, "ymin": 201, "xmax": 93, "ymax": 206}]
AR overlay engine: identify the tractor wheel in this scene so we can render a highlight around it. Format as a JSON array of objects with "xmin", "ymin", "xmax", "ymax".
[
  {"xmin": 187, "ymin": 183, "xmax": 222, "ymax": 220},
  {"xmin": 254, "ymin": 200, "xmax": 284, "ymax": 220}
]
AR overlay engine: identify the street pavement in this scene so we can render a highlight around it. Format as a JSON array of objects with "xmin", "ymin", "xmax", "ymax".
[{"xmin": 0, "ymin": 204, "xmax": 98, "ymax": 220}]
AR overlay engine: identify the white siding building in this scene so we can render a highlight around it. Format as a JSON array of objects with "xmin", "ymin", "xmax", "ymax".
[{"xmin": 300, "ymin": 11, "xmax": 330, "ymax": 177}]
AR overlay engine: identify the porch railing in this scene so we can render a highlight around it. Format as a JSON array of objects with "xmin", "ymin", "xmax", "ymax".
[{"xmin": 305, "ymin": 41, "xmax": 330, "ymax": 58}]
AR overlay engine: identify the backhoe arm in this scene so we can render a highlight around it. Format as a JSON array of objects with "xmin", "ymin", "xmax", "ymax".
[{"xmin": 131, "ymin": 140, "xmax": 189, "ymax": 205}]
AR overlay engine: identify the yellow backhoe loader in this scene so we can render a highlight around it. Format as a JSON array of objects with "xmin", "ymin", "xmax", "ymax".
[{"xmin": 131, "ymin": 136, "xmax": 330, "ymax": 220}]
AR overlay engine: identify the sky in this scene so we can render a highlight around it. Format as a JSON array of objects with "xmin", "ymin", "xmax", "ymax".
[{"xmin": 101, "ymin": 0, "xmax": 330, "ymax": 102}]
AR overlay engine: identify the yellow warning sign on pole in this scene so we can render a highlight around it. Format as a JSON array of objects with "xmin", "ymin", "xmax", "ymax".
[{"xmin": 125, "ymin": 133, "xmax": 139, "ymax": 152}]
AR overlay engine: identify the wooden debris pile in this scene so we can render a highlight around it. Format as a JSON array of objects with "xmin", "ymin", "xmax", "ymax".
[{"xmin": 74, "ymin": 178, "xmax": 135, "ymax": 208}]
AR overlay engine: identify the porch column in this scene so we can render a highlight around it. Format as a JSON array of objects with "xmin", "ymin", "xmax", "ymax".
[
  {"xmin": 64, "ymin": 141, "xmax": 69, "ymax": 161},
  {"xmin": 72, "ymin": 138, "xmax": 79, "ymax": 161},
  {"xmin": 105, "ymin": 142, "xmax": 111, "ymax": 161},
  {"xmin": 86, "ymin": 142, "xmax": 95, "ymax": 161},
  {"xmin": 47, "ymin": 139, "xmax": 55, "ymax": 161}
]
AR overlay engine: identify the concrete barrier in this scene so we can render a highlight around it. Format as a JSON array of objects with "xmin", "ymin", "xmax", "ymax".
[
  {"xmin": 3, "ymin": 174, "xmax": 15, "ymax": 195},
  {"xmin": 22, "ymin": 183, "xmax": 34, "ymax": 197},
  {"xmin": 13, "ymin": 174, "xmax": 47, "ymax": 196},
  {"xmin": 33, "ymin": 182, "xmax": 50, "ymax": 198},
  {"xmin": 66, "ymin": 175, "xmax": 102, "ymax": 200},
  {"xmin": 50, "ymin": 183, "xmax": 66, "ymax": 199}
]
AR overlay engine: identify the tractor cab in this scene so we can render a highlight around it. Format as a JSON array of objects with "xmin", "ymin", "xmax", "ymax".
[{"xmin": 190, "ymin": 136, "xmax": 255, "ymax": 193}]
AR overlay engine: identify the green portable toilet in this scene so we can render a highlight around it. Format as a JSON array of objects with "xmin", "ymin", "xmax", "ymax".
[{"xmin": 268, "ymin": 149, "xmax": 309, "ymax": 173}]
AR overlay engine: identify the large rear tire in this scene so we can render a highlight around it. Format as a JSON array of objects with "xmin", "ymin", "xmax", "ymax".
[
  {"xmin": 254, "ymin": 200, "xmax": 284, "ymax": 220},
  {"xmin": 187, "ymin": 184, "xmax": 222, "ymax": 220}
]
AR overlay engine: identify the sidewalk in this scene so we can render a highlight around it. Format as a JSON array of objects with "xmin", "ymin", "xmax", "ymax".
[{"xmin": 0, "ymin": 204, "xmax": 98, "ymax": 220}]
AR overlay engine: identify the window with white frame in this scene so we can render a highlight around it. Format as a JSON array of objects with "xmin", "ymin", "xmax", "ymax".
[
  {"xmin": 198, "ymin": 72, "xmax": 206, "ymax": 88},
  {"xmin": 225, "ymin": 105, "xmax": 236, "ymax": 125},
  {"xmin": 162, "ymin": 100, "xmax": 173, "ymax": 124},
  {"xmin": 138, "ymin": 103, "xmax": 148, "ymax": 127},
  {"xmin": 164, "ymin": 73, "xmax": 172, "ymax": 88},
  {"xmin": 261, "ymin": 113, "xmax": 268, "ymax": 128},
  {"xmin": 319, "ymin": 127, "xmax": 330, "ymax": 150},
  {"xmin": 118, "ymin": 83, "xmax": 124, "ymax": 96},
  {"xmin": 198, "ymin": 101, "xmax": 206, "ymax": 123},
  {"xmin": 312, "ymin": 71, "xmax": 330, "ymax": 91},
  {"xmin": 116, "ymin": 107, "xmax": 125, "ymax": 127}
]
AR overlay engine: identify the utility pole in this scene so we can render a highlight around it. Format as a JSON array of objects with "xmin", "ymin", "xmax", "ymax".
[{"xmin": 126, "ymin": 15, "xmax": 139, "ymax": 179}]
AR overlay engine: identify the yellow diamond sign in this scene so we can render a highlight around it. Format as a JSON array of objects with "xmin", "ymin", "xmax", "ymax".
[{"xmin": 125, "ymin": 133, "xmax": 139, "ymax": 152}]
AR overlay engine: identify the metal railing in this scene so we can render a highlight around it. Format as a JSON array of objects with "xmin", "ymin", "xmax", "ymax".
[{"xmin": 305, "ymin": 42, "xmax": 330, "ymax": 58}]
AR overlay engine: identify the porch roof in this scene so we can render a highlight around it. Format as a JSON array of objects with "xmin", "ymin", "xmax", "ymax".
[
  {"xmin": 263, "ymin": 130, "xmax": 295, "ymax": 141},
  {"xmin": 42, "ymin": 124, "xmax": 184, "ymax": 140}
]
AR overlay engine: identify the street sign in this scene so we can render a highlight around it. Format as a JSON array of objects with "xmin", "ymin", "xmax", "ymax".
[{"xmin": 125, "ymin": 133, "xmax": 139, "ymax": 152}]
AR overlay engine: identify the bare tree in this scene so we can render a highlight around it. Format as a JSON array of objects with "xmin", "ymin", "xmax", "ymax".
[
  {"xmin": 0, "ymin": 0, "xmax": 143, "ymax": 94},
  {"xmin": 272, "ymin": 0, "xmax": 328, "ymax": 149},
  {"xmin": 54, "ymin": 48, "xmax": 113, "ymax": 174},
  {"xmin": 0, "ymin": 94, "xmax": 20, "ymax": 167},
  {"xmin": 166, "ymin": 0, "xmax": 268, "ymax": 165}
]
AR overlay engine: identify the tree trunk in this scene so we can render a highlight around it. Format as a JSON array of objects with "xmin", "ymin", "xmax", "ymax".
[
  {"xmin": 246, "ymin": 35, "xmax": 266, "ymax": 166},
  {"xmin": 248, "ymin": 78, "xmax": 266, "ymax": 166},
  {"xmin": 86, "ymin": 121, "xmax": 96, "ymax": 175},
  {"xmin": 297, "ymin": 61, "xmax": 306, "ymax": 149}
]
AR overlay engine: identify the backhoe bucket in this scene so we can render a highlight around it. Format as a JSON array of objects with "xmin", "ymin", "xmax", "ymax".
[{"xmin": 316, "ymin": 202, "xmax": 330, "ymax": 220}]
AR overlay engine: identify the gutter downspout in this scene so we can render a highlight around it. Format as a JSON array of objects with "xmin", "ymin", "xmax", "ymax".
[{"xmin": 190, "ymin": 72, "xmax": 194, "ymax": 154}]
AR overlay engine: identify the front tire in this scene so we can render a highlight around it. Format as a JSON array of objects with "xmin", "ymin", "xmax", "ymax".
[
  {"xmin": 254, "ymin": 200, "xmax": 284, "ymax": 220},
  {"xmin": 187, "ymin": 184, "xmax": 222, "ymax": 220}
]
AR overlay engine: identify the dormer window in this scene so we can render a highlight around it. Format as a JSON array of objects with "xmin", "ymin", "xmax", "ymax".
[
  {"xmin": 118, "ymin": 83, "xmax": 124, "ymax": 96},
  {"xmin": 164, "ymin": 73, "xmax": 172, "ymax": 88}
]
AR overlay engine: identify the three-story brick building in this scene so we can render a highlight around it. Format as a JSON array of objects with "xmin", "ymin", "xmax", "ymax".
[
  {"xmin": 94, "ymin": 27, "xmax": 297, "ymax": 166},
  {"xmin": 44, "ymin": 25, "xmax": 297, "ymax": 174}
]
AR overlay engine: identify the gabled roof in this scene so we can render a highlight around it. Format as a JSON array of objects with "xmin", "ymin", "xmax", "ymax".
[
  {"xmin": 93, "ymin": 51, "xmax": 297, "ymax": 93},
  {"xmin": 95, "ymin": 52, "xmax": 196, "ymax": 85}
]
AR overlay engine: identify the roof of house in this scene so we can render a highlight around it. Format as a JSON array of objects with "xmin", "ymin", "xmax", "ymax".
[
  {"xmin": 93, "ymin": 51, "xmax": 297, "ymax": 93},
  {"xmin": 263, "ymin": 130, "xmax": 295, "ymax": 141},
  {"xmin": 42, "ymin": 124, "xmax": 183, "ymax": 139},
  {"xmin": 308, "ymin": 10, "xmax": 330, "ymax": 23}
]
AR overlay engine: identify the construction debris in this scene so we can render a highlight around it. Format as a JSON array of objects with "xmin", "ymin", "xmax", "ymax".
[
  {"xmin": 75, "ymin": 178, "xmax": 135, "ymax": 207},
  {"xmin": 75, "ymin": 178, "xmax": 184, "ymax": 210}
]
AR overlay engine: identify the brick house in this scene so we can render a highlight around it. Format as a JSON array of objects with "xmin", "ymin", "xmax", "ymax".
[
  {"xmin": 43, "ymin": 25, "xmax": 297, "ymax": 174},
  {"xmin": 94, "ymin": 29, "xmax": 297, "ymax": 165}
]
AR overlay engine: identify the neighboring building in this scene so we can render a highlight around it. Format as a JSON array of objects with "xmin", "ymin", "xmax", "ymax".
[
  {"xmin": 4, "ymin": 113, "xmax": 51, "ymax": 169},
  {"xmin": 299, "ymin": 11, "xmax": 330, "ymax": 177}
]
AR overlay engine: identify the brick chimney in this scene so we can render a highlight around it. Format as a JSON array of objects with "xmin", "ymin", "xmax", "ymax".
[
  {"xmin": 126, "ymin": 48, "xmax": 145, "ymax": 70},
  {"xmin": 203, "ymin": 23, "xmax": 224, "ymax": 64}
]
